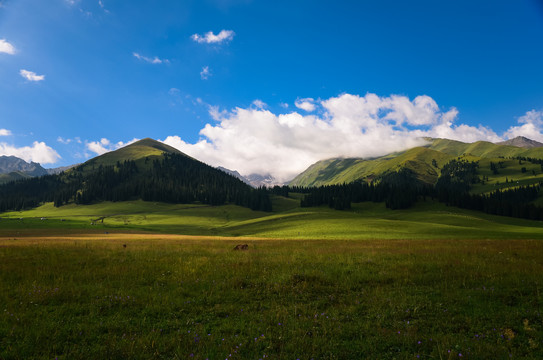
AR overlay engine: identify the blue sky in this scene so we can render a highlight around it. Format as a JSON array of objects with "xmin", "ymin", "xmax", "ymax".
[{"xmin": 1, "ymin": 0, "xmax": 543, "ymax": 181}]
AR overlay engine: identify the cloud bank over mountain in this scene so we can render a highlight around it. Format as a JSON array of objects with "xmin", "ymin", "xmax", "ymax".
[
  {"xmin": 6, "ymin": 92, "xmax": 542, "ymax": 179},
  {"xmin": 503, "ymin": 110, "xmax": 543, "ymax": 142},
  {"xmin": 0, "ymin": 141, "xmax": 60, "ymax": 164},
  {"xmin": 161, "ymin": 92, "xmax": 522, "ymax": 183}
]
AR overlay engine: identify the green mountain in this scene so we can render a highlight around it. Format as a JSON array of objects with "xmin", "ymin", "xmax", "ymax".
[
  {"xmin": 290, "ymin": 138, "xmax": 543, "ymax": 192},
  {"xmin": 0, "ymin": 138, "xmax": 271, "ymax": 212}
]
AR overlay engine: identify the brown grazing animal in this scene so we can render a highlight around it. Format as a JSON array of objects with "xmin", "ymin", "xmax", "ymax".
[{"xmin": 233, "ymin": 244, "xmax": 249, "ymax": 251}]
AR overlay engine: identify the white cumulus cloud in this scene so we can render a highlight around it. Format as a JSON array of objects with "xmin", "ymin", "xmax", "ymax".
[
  {"xmin": 0, "ymin": 129, "xmax": 12, "ymax": 136},
  {"xmin": 133, "ymin": 52, "xmax": 169, "ymax": 64},
  {"xmin": 503, "ymin": 110, "xmax": 543, "ymax": 142},
  {"xmin": 20, "ymin": 69, "xmax": 45, "ymax": 82},
  {"xmin": 0, "ymin": 39, "xmax": 15, "ymax": 54},
  {"xmin": 160, "ymin": 92, "xmax": 510, "ymax": 183},
  {"xmin": 0, "ymin": 141, "xmax": 61, "ymax": 164},
  {"xmin": 191, "ymin": 30, "xmax": 235, "ymax": 44},
  {"xmin": 86, "ymin": 137, "xmax": 139, "ymax": 156}
]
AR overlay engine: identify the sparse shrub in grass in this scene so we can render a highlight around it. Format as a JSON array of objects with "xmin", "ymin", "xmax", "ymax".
[{"xmin": 1, "ymin": 237, "xmax": 542, "ymax": 359}]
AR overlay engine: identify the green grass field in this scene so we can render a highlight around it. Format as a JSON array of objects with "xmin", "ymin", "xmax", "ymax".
[
  {"xmin": 1, "ymin": 236, "xmax": 542, "ymax": 359},
  {"xmin": 1, "ymin": 199, "xmax": 542, "ymax": 359},
  {"xmin": 2, "ymin": 198, "xmax": 543, "ymax": 240}
]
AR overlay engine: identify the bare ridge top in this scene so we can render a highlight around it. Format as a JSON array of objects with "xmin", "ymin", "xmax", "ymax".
[{"xmin": 497, "ymin": 136, "xmax": 543, "ymax": 149}]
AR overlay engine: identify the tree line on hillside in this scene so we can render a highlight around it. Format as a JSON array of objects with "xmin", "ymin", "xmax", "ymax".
[
  {"xmin": 278, "ymin": 159, "xmax": 543, "ymax": 221},
  {"xmin": 0, "ymin": 154, "xmax": 271, "ymax": 212},
  {"xmin": 296, "ymin": 169, "xmax": 429, "ymax": 210},
  {"xmin": 435, "ymin": 159, "xmax": 543, "ymax": 220}
]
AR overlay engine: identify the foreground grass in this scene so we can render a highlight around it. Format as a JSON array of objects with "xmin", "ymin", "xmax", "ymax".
[{"xmin": 0, "ymin": 236, "xmax": 542, "ymax": 359}]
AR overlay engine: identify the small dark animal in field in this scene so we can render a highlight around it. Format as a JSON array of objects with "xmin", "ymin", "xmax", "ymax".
[
  {"xmin": 123, "ymin": 244, "xmax": 127, "ymax": 248},
  {"xmin": 233, "ymin": 244, "xmax": 249, "ymax": 251}
]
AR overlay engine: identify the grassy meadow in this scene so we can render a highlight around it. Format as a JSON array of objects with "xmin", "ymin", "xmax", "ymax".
[
  {"xmin": 1, "ymin": 198, "xmax": 542, "ymax": 359},
  {"xmin": 2, "ymin": 198, "xmax": 543, "ymax": 240}
]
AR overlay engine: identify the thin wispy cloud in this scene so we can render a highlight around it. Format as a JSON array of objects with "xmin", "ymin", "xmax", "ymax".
[
  {"xmin": 133, "ymin": 52, "xmax": 169, "ymax": 64},
  {"xmin": 252, "ymin": 99, "xmax": 267, "ymax": 109},
  {"xmin": 191, "ymin": 30, "xmax": 235, "ymax": 44},
  {"xmin": 57, "ymin": 136, "xmax": 71, "ymax": 144},
  {"xmin": 20, "ymin": 69, "xmax": 45, "ymax": 82},
  {"xmin": 200, "ymin": 66, "xmax": 211, "ymax": 80},
  {"xmin": 98, "ymin": 0, "xmax": 109, "ymax": 12},
  {"xmin": 57, "ymin": 136, "xmax": 82, "ymax": 145},
  {"xmin": 86, "ymin": 137, "xmax": 139, "ymax": 156},
  {"xmin": 0, "ymin": 39, "xmax": 15, "ymax": 54},
  {"xmin": 0, "ymin": 129, "xmax": 12, "ymax": 136},
  {"xmin": 295, "ymin": 98, "xmax": 316, "ymax": 112}
]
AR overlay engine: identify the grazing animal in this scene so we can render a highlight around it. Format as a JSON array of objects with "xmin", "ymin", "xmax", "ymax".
[
  {"xmin": 233, "ymin": 244, "xmax": 249, "ymax": 251},
  {"xmin": 123, "ymin": 244, "xmax": 127, "ymax": 248}
]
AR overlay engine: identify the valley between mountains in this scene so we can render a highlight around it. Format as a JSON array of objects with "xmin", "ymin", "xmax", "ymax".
[{"xmin": 1, "ymin": 135, "xmax": 543, "ymax": 226}]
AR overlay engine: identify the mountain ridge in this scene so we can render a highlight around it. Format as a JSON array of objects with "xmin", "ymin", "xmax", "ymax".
[
  {"xmin": 290, "ymin": 137, "xmax": 543, "ymax": 187},
  {"xmin": 0, "ymin": 155, "xmax": 48, "ymax": 177},
  {"xmin": 497, "ymin": 136, "xmax": 543, "ymax": 148}
]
